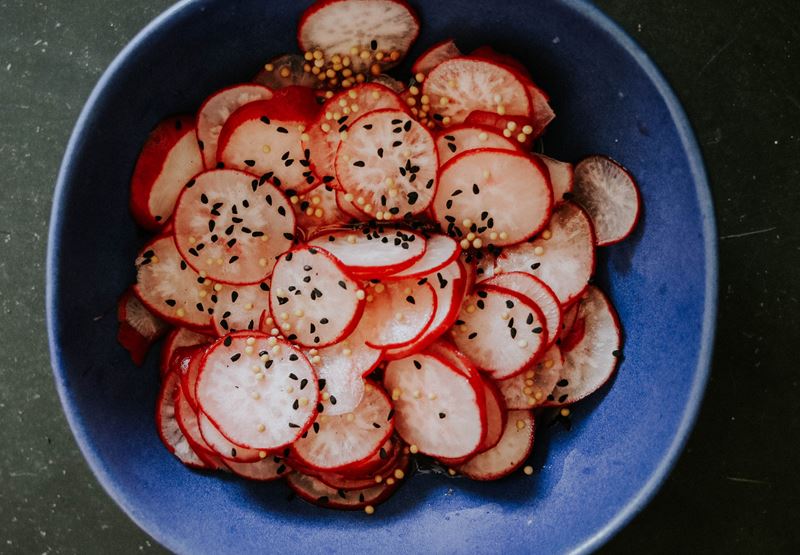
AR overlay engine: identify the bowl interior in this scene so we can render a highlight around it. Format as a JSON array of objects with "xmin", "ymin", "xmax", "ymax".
[{"xmin": 47, "ymin": 0, "xmax": 716, "ymax": 553}]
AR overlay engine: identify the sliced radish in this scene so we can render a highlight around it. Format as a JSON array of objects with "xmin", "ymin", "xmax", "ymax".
[
  {"xmin": 368, "ymin": 74, "xmax": 405, "ymax": 93},
  {"xmin": 297, "ymin": 0, "xmax": 420, "ymax": 71},
  {"xmin": 305, "ymin": 83, "xmax": 407, "ymax": 190},
  {"xmin": 335, "ymin": 190, "xmax": 372, "ymax": 222},
  {"xmin": 461, "ymin": 248, "xmax": 498, "ymax": 284},
  {"xmin": 173, "ymin": 169, "xmax": 296, "ymax": 285},
  {"xmin": 412, "ymin": 39, "xmax": 462, "ymax": 76},
  {"xmin": 528, "ymin": 84, "xmax": 556, "ymax": 138},
  {"xmin": 293, "ymin": 184, "xmax": 353, "ymax": 237},
  {"xmin": 307, "ymin": 349, "xmax": 365, "ymax": 417},
  {"xmin": 173, "ymin": 384, "xmax": 219, "ymax": 467},
  {"xmin": 269, "ymin": 246, "xmax": 364, "ymax": 347},
  {"xmin": 424, "ymin": 339, "xmax": 480, "ymax": 379},
  {"xmin": 316, "ymin": 444, "xmax": 403, "ymax": 490},
  {"xmin": 436, "ymin": 124, "xmax": 519, "ymax": 165},
  {"xmin": 196, "ymin": 84, "xmax": 274, "ymax": 169},
  {"xmin": 544, "ymin": 286, "xmax": 621, "ymax": 406},
  {"xmin": 287, "ymin": 469, "xmax": 398, "ymax": 510},
  {"xmin": 226, "ymin": 454, "xmax": 291, "ymax": 481},
  {"xmin": 160, "ymin": 327, "xmax": 212, "ymax": 377},
  {"xmin": 496, "ymin": 344, "xmax": 563, "ymax": 409},
  {"xmin": 387, "ymin": 234, "xmax": 460, "ymax": 279},
  {"xmin": 483, "ymin": 272, "xmax": 562, "ymax": 348},
  {"xmin": 134, "ymin": 236, "xmax": 213, "ymax": 330},
  {"xmin": 423, "ymin": 58, "xmax": 532, "ymax": 125},
  {"xmin": 217, "ymin": 92, "xmax": 322, "ymax": 195},
  {"xmin": 252, "ymin": 54, "xmax": 323, "ymax": 89},
  {"xmin": 361, "ymin": 278, "xmax": 436, "ymax": 349},
  {"xmin": 384, "ymin": 352, "xmax": 486, "ymax": 459},
  {"xmin": 535, "ymin": 154, "xmax": 573, "ymax": 204},
  {"xmin": 560, "ymin": 309, "xmax": 586, "ymax": 352},
  {"xmin": 452, "ymin": 284, "xmax": 547, "ymax": 379},
  {"xmin": 383, "ymin": 259, "xmax": 467, "ymax": 358},
  {"xmin": 130, "ymin": 115, "xmax": 204, "ymax": 230},
  {"xmin": 471, "ymin": 46, "xmax": 532, "ymax": 81},
  {"xmin": 572, "ymin": 155, "xmax": 641, "ymax": 246},
  {"xmin": 176, "ymin": 345, "xmax": 204, "ymax": 412},
  {"xmin": 212, "ymin": 281, "xmax": 270, "ymax": 335},
  {"xmin": 156, "ymin": 369, "xmax": 208, "ymax": 468},
  {"xmin": 291, "ymin": 381, "xmax": 393, "ymax": 472},
  {"xmin": 495, "ymin": 202, "xmax": 596, "ymax": 305},
  {"xmin": 309, "ymin": 226, "xmax": 426, "ymax": 277},
  {"xmin": 196, "ymin": 333, "xmax": 318, "ymax": 450},
  {"xmin": 456, "ymin": 409, "xmax": 534, "ymax": 480},
  {"xmin": 432, "ymin": 149, "xmax": 552, "ymax": 247},
  {"xmin": 463, "ymin": 110, "xmax": 536, "ymax": 150},
  {"xmin": 117, "ymin": 288, "xmax": 168, "ymax": 366},
  {"xmin": 198, "ymin": 412, "xmax": 262, "ymax": 463},
  {"xmin": 334, "ymin": 108, "xmax": 438, "ymax": 220}
]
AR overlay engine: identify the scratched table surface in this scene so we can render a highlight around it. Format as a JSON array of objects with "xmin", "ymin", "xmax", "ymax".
[{"xmin": 1, "ymin": 0, "xmax": 798, "ymax": 553}]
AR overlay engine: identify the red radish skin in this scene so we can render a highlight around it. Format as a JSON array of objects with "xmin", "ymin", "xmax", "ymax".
[
  {"xmin": 225, "ymin": 455, "xmax": 291, "ymax": 481},
  {"xmin": 117, "ymin": 288, "xmax": 168, "ymax": 366},
  {"xmin": 156, "ymin": 369, "xmax": 208, "ymax": 468},
  {"xmin": 572, "ymin": 155, "xmax": 641, "ymax": 246},
  {"xmin": 527, "ymin": 84, "xmax": 556, "ymax": 138},
  {"xmin": 412, "ymin": 39, "xmax": 462, "ymax": 75},
  {"xmin": 535, "ymin": 154, "xmax": 574, "ymax": 204},
  {"xmin": 173, "ymin": 385, "xmax": 220, "ymax": 468},
  {"xmin": 173, "ymin": 169, "xmax": 296, "ymax": 285},
  {"xmin": 361, "ymin": 278, "xmax": 437, "ymax": 349},
  {"xmin": 471, "ymin": 46, "xmax": 533, "ymax": 81},
  {"xmin": 160, "ymin": 327, "xmax": 212, "ymax": 377},
  {"xmin": 439, "ymin": 378, "xmax": 506, "ymax": 465},
  {"xmin": 130, "ymin": 115, "xmax": 204, "ymax": 231},
  {"xmin": 432, "ymin": 149, "xmax": 553, "ymax": 247},
  {"xmin": 198, "ymin": 412, "xmax": 263, "ymax": 463},
  {"xmin": 436, "ymin": 124, "xmax": 520, "ymax": 165},
  {"xmin": 456, "ymin": 409, "xmax": 535, "ymax": 480},
  {"xmin": 496, "ymin": 344, "xmax": 563, "ymax": 409},
  {"xmin": 495, "ymin": 202, "xmax": 597, "ymax": 306},
  {"xmin": 175, "ymin": 345, "xmax": 204, "ymax": 412},
  {"xmin": 196, "ymin": 84, "xmax": 274, "ymax": 169},
  {"xmin": 315, "ymin": 446, "xmax": 403, "ymax": 490}
]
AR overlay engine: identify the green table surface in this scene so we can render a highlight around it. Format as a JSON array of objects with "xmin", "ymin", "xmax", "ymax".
[{"xmin": 1, "ymin": 0, "xmax": 798, "ymax": 553}]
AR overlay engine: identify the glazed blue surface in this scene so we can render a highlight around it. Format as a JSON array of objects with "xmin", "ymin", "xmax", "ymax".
[{"xmin": 46, "ymin": 0, "xmax": 717, "ymax": 553}]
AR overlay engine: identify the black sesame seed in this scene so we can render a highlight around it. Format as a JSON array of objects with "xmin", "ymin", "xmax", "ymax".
[
  {"xmin": 230, "ymin": 353, "xmax": 241, "ymax": 362},
  {"xmin": 468, "ymin": 332, "xmax": 478, "ymax": 339}
]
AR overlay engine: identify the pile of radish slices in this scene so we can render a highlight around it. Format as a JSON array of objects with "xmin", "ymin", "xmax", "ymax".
[{"xmin": 118, "ymin": 0, "xmax": 641, "ymax": 513}]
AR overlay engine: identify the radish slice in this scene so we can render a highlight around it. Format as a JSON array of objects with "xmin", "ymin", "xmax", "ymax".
[
  {"xmin": 173, "ymin": 169, "xmax": 296, "ymax": 285},
  {"xmin": 432, "ymin": 149, "xmax": 552, "ymax": 247},
  {"xmin": 156, "ymin": 370, "xmax": 208, "ymax": 468},
  {"xmin": 456, "ymin": 409, "xmax": 534, "ymax": 480},
  {"xmin": 269, "ymin": 247, "xmax": 365, "ymax": 348},
  {"xmin": 134, "ymin": 236, "xmax": 213, "ymax": 330},
  {"xmin": 384, "ymin": 352, "xmax": 486, "ymax": 459},
  {"xmin": 495, "ymin": 202, "xmax": 596, "ymax": 305},
  {"xmin": 335, "ymin": 190, "xmax": 372, "ymax": 222},
  {"xmin": 196, "ymin": 84, "xmax": 274, "ymax": 169},
  {"xmin": 496, "ymin": 345, "xmax": 563, "ymax": 409},
  {"xmin": 463, "ymin": 110, "xmax": 536, "ymax": 150},
  {"xmin": 316, "ymin": 445, "xmax": 403, "ymax": 490},
  {"xmin": 291, "ymin": 381, "xmax": 393, "ymax": 471},
  {"xmin": 452, "ymin": 284, "xmax": 547, "ymax": 379},
  {"xmin": 423, "ymin": 58, "xmax": 532, "ymax": 125},
  {"xmin": 309, "ymin": 226, "xmax": 426, "ymax": 277},
  {"xmin": 544, "ymin": 286, "xmax": 621, "ymax": 405},
  {"xmin": 307, "ymin": 349, "xmax": 366, "ymax": 417},
  {"xmin": 160, "ymin": 327, "xmax": 211, "ymax": 377},
  {"xmin": 212, "ymin": 281, "xmax": 270, "ymax": 335},
  {"xmin": 462, "ymin": 248, "xmax": 498, "ymax": 284},
  {"xmin": 173, "ymin": 385, "xmax": 220, "ymax": 467},
  {"xmin": 334, "ymin": 109, "xmax": 438, "ymax": 220},
  {"xmin": 297, "ymin": 0, "xmax": 420, "ymax": 71},
  {"xmin": 176, "ymin": 345, "xmax": 204, "ymax": 412},
  {"xmin": 483, "ymin": 272, "xmax": 562, "ymax": 348},
  {"xmin": 287, "ymin": 468, "xmax": 399, "ymax": 510},
  {"xmin": 387, "ymin": 234, "xmax": 460, "ymax": 279},
  {"xmin": 196, "ymin": 333, "xmax": 318, "ymax": 450},
  {"xmin": 130, "ymin": 115, "xmax": 204, "ymax": 231},
  {"xmin": 361, "ymin": 278, "xmax": 436, "ymax": 349},
  {"xmin": 293, "ymin": 184, "xmax": 353, "ymax": 237},
  {"xmin": 225, "ymin": 455, "xmax": 291, "ymax": 481},
  {"xmin": 527, "ymin": 84, "xmax": 556, "ymax": 138},
  {"xmin": 305, "ymin": 83, "xmax": 407, "ymax": 189},
  {"xmin": 412, "ymin": 39, "xmax": 462, "ymax": 76},
  {"xmin": 117, "ymin": 288, "xmax": 168, "ymax": 366},
  {"xmin": 198, "ymin": 412, "xmax": 262, "ymax": 463},
  {"xmin": 535, "ymin": 154, "xmax": 573, "ymax": 204},
  {"xmin": 572, "ymin": 155, "xmax": 641, "ymax": 246},
  {"xmin": 368, "ymin": 74, "xmax": 405, "ymax": 93},
  {"xmin": 424, "ymin": 339, "xmax": 480, "ymax": 379},
  {"xmin": 252, "ymin": 54, "xmax": 322, "ymax": 89},
  {"xmin": 436, "ymin": 124, "xmax": 519, "ymax": 165}
]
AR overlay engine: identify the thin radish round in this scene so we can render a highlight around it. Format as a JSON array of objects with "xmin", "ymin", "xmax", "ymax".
[
  {"xmin": 134, "ymin": 236, "xmax": 213, "ymax": 330},
  {"xmin": 463, "ymin": 110, "xmax": 537, "ymax": 150},
  {"xmin": 196, "ymin": 333, "xmax": 318, "ymax": 450},
  {"xmin": 335, "ymin": 109, "xmax": 438, "ymax": 220},
  {"xmin": 117, "ymin": 288, "xmax": 168, "ymax": 366},
  {"xmin": 496, "ymin": 345, "xmax": 563, "ymax": 409},
  {"xmin": 412, "ymin": 39, "xmax": 462, "ymax": 76},
  {"xmin": 225, "ymin": 454, "xmax": 291, "ymax": 481},
  {"xmin": 369, "ymin": 74, "xmax": 406, "ymax": 93},
  {"xmin": 173, "ymin": 385, "xmax": 218, "ymax": 467},
  {"xmin": 309, "ymin": 226, "xmax": 426, "ymax": 277},
  {"xmin": 535, "ymin": 154, "xmax": 574, "ymax": 204},
  {"xmin": 387, "ymin": 234, "xmax": 460, "ymax": 279},
  {"xmin": 292, "ymin": 184, "xmax": 353, "ymax": 237},
  {"xmin": 156, "ymin": 370, "xmax": 208, "ymax": 468},
  {"xmin": 316, "ymin": 445, "xmax": 403, "ymax": 490},
  {"xmin": 287, "ymin": 470, "xmax": 397, "ymax": 510},
  {"xmin": 172, "ymin": 345, "xmax": 204, "ymax": 412},
  {"xmin": 483, "ymin": 271, "xmax": 562, "ymax": 348},
  {"xmin": 196, "ymin": 84, "xmax": 274, "ymax": 169},
  {"xmin": 527, "ymin": 84, "xmax": 556, "ymax": 138},
  {"xmin": 384, "ymin": 353, "xmax": 486, "ymax": 459},
  {"xmin": 424, "ymin": 339, "xmax": 480, "ymax": 379},
  {"xmin": 423, "ymin": 58, "xmax": 532, "ymax": 125},
  {"xmin": 269, "ymin": 246, "xmax": 364, "ymax": 347},
  {"xmin": 335, "ymin": 436, "xmax": 396, "ymax": 477},
  {"xmin": 462, "ymin": 247, "xmax": 498, "ymax": 284},
  {"xmin": 544, "ymin": 286, "xmax": 621, "ymax": 406},
  {"xmin": 436, "ymin": 124, "xmax": 519, "ymax": 165},
  {"xmin": 452, "ymin": 284, "xmax": 547, "ymax": 379},
  {"xmin": 432, "ymin": 149, "xmax": 552, "ymax": 247},
  {"xmin": 572, "ymin": 155, "xmax": 641, "ymax": 246},
  {"xmin": 198, "ymin": 412, "xmax": 262, "ymax": 463},
  {"xmin": 211, "ymin": 281, "xmax": 270, "ymax": 335},
  {"xmin": 160, "ymin": 327, "xmax": 211, "ymax": 377},
  {"xmin": 297, "ymin": 0, "xmax": 420, "ymax": 71},
  {"xmin": 291, "ymin": 381, "xmax": 393, "ymax": 472},
  {"xmin": 361, "ymin": 278, "xmax": 436, "ymax": 349},
  {"xmin": 307, "ymin": 350, "xmax": 365, "ymax": 417},
  {"xmin": 495, "ymin": 202, "xmax": 596, "ymax": 305},
  {"xmin": 335, "ymin": 190, "xmax": 372, "ymax": 222},
  {"xmin": 456, "ymin": 409, "xmax": 534, "ymax": 480},
  {"xmin": 252, "ymin": 54, "xmax": 323, "ymax": 89},
  {"xmin": 173, "ymin": 169, "xmax": 296, "ymax": 285}
]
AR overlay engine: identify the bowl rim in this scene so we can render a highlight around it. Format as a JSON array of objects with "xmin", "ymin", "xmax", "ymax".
[{"xmin": 45, "ymin": 1, "xmax": 718, "ymax": 553}]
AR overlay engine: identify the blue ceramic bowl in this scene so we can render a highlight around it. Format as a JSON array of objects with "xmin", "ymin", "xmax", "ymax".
[{"xmin": 47, "ymin": 0, "xmax": 717, "ymax": 552}]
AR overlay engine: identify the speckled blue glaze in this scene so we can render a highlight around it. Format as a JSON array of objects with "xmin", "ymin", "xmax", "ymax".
[{"xmin": 46, "ymin": 1, "xmax": 717, "ymax": 553}]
